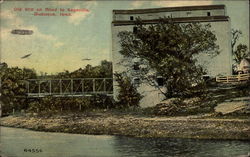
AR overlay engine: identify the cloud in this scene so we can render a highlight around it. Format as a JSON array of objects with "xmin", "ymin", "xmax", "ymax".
[
  {"xmin": 1, "ymin": 9, "xmax": 56, "ymax": 42},
  {"xmin": 91, "ymin": 48, "xmax": 111, "ymax": 63},
  {"xmin": 1, "ymin": 10, "xmax": 16, "ymax": 20},
  {"xmin": 68, "ymin": 10, "xmax": 90, "ymax": 25},
  {"xmin": 0, "ymin": 28, "xmax": 11, "ymax": 39},
  {"xmin": 45, "ymin": 50, "xmax": 86, "ymax": 73},
  {"xmin": 67, "ymin": 1, "xmax": 97, "ymax": 25},
  {"xmin": 54, "ymin": 1, "xmax": 73, "ymax": 5},
  {"xmin": 0, "ymin": 25, "xmax": 58, "ymax": 66},
  {"xmin": 131, "ymin": 1, "xmax": 145, "ymax": 8},
  {"xmin": 30, "ymin": 26, "xmax": 57, "ymax": 41},
  {"xmin": 54, "ymin": 42, "xmax": 64, "ymax": 48},
  {"xmin": 152, "ymin": 0, "xmax": 213, "ymax": 7},
  {"xmin": 1, "ymin": 6, "xmax": 58, "ymax": 42},
  {"xmin": 1, "ymin": 10, "xmax": 24, "ymax": 27}
]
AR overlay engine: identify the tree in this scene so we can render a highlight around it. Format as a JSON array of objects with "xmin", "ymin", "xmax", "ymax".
[
  {"xmin": 231, "ymin": 29, "xmax": 242, "ymax": 53},
  {"xmin": 118, "ymin": 18, "xmax": 219, "ymax": 98},
  {"xmin": 231, "ymin": 29, "xmax": 249, "ymax": 64},
  {"xmin": 233, "ymin": 44, "xmax": 249, "ymax": 63},
  {"xmin": 0, "ymin": 64, "xmax": 37, "ymax": 113},
  {"xmin": 114, "ymin": 72, "xmax": 142, "ymax": 108},
  {"xmin": 99, "ymin": 60, "xmax": 112, "ymax": 78}
]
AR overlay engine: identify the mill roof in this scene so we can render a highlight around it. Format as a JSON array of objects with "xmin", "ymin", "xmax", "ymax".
[{"xmin": 113, "ymin": 5, "xmax": 225, "ymax": 14}]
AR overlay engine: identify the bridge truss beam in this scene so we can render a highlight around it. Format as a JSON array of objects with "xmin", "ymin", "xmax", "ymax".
[{"xmin": 25, "ymin": 78, "xmax": 113, "ymax": 98}]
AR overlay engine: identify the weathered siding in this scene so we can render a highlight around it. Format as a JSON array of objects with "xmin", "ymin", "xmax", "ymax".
[{"xmin": 114, "ymin": 9, "xmax": 225, "ymax": 21}]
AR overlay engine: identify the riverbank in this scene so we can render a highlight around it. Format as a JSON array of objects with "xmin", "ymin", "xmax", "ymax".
[{"xmin": 1, "ymin": 111, "xmax": 250, "ymax": 140}]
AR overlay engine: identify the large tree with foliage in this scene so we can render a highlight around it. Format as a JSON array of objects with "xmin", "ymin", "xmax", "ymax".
[
  {"xmin": 0, "ymin": 63, "xmax": 37, "ymax": 113},
  {"xmin": 118, "ymin": 18, "xmax": 219, "ymax": 98},
  {"xmin": 231, "ymin": 29, "xmax": 249, "ymax": 64}
]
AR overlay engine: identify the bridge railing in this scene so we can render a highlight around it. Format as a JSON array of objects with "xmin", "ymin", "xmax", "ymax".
[
  {"xmin": 25, "ymin": 78, "xmax": 113, "ymax": 97},
  {"xmin": 216, "ymin": 73, "xmax": 250, "ymax": 83}
]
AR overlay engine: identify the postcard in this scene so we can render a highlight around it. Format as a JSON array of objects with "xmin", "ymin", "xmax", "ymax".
[{"xmin": 0, "ymin": 0, "xmax": 249, "ymax": 157}]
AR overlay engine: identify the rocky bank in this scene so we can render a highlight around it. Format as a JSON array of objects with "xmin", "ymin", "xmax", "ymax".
[{"xmin": 1, "ymin": 112, "xmax": 250, "ymax": 140}]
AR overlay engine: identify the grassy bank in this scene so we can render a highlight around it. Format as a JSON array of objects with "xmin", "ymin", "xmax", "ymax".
[{"xmin": 1, "ymin": 111, "xmax": 250, "ymax": 140}]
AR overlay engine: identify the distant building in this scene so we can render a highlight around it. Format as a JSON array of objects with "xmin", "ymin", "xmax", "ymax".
[
  {"xmin": 111, "ymin": 5, "xmax": 232, "ymax": 107},
  {"xmin": 237, "ymin": 58, "xmax": 250, "ymax": 74}
]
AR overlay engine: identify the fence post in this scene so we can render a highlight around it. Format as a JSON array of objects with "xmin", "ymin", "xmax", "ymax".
[
  {"xmin": 49, "ymin": 80, "xmax": 52, "ymax": 95},
  {"xmin": 71, "ymin": 79, "xmax": 73, "ymax": 95},
  {"xmin": 93, "ymin": 79, "xmax": 95, "ymax": 93},
  {"xmin": 104, "ymin": 78, "xmax": 106, "ymax": 92},
  {"xmin": 27, "ymin": 81, "xmax": 30, "ymax": 94},
  {"xmin": 82, "ymin": 79, "xmax": 84, "ymax": 95},
  {"xmin": 38, "ymin": 80, "xmax": 41, "ymax": 97},
  {"xmin": 60, "ymin": 79, "xmax": 62, "ymax": 94}
]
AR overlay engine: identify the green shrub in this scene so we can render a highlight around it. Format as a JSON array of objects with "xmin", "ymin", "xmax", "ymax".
[
  {"xmin": 27, "ymin": 95, "xmax": 115, "ymax": 112},
  {"xmin": 114, "ymin": 72, "xmax": 143, "ymax": 108}
]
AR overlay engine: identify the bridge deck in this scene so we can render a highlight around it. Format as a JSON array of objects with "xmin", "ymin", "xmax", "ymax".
[{"xmin": 24, "ymin": 78, "xmax": 113, "ymax": 98}]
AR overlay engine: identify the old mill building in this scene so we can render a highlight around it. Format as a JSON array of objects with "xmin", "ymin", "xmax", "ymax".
[{"xmin": 111, "ymin": 5, "xmax": 232, "ymax": 107}]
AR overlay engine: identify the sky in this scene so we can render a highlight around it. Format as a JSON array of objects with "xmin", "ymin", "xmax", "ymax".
[{"xmin": 0, "ymin": 0, "xmax": 249, "ymax": 74}]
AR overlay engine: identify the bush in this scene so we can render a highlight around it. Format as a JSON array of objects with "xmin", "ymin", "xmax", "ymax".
[
  {"xmin": 90, "ymin": 94, "xmax": 115, "ymax": 109},
  {"xmin": 27, "ymin": 95, "xmax": 115, "ymax": 113},
  {"xmin": 114, "ymin": 72, "xmax": 143, "ymax": 108},
  {"xmin": 153, "ymin": 98, "xmax": 184, "ymax": 115}
]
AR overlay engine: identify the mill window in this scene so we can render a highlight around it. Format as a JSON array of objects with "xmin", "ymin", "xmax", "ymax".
[
  {"xmin": 157, "ymin": 76, "xmax": 164, "ymax": 86},
  {"xmin": 133, "ymin": 78, "xmax": 140, "ymax": 86},
  {"xmin": 186, "ymin": 12, "xmax": 192, "ymax": 16},
  {"xmin": 133, "ymin": 62, "xmax": 140, "ymax": 70},
  {"xmin": 133, "ymin": 27, "xmax": 138, "ymax": 33}
]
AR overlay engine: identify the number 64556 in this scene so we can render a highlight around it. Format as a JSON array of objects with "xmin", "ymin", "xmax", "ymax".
[{"xmin": 24, "ymin": 149, "xmax": 42, "ymax": 153}]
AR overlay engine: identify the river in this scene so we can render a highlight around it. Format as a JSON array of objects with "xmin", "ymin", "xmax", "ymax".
[{"xmin": 1, "ymin": 127, "xmax": 249, "ymax": 157}]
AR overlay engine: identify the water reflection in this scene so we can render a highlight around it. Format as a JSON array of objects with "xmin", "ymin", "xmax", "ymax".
[
  {"xmin": 1, "ymin": 127, "xmax": 249, "ymax": 157},
  {"xmin": 1, "ymin": 127, "xmax": 117, "ymax": 157},
  {"xmin": 113, "ymin": 136, "xmax": 250, "ymax": 157}
]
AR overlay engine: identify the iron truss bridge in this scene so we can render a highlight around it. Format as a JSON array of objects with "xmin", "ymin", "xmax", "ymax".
[{"xmin": 24, "ymin": 78, "xmax": 113, "ymax": 98}]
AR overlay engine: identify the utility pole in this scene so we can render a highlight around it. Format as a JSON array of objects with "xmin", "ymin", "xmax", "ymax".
[{"xmin": 0, "ymin": 60, "xmax": 4, "ymax": 117}]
